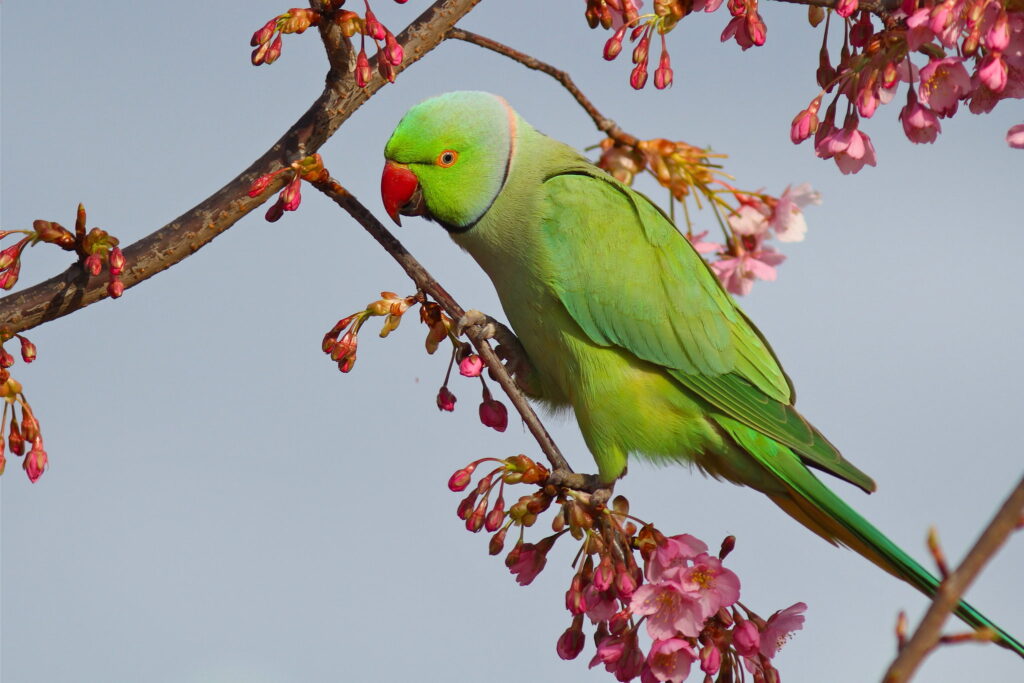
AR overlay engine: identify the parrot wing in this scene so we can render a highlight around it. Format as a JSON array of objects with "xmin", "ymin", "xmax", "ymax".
[{"xmin": 538, "ymin": 168, "xmax": 876, "ymax": 493}]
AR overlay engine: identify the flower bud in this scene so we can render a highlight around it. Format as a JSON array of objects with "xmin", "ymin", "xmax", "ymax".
[
  {"xmin": 719, "ymin": 534, "xmax": 736, "ymax": 559},
  {"xmin": 33, "ymin": 220, "xmax": 76, "ymax": 248},
  {"xmin": 732, "ymin": 619, "xmax": 760, "ymax": 657},
  {"xmin": 485, "ymin": 500, "xmax": 505, "ymax": 532},
  {"xmin": 281, "ymin": 177, "xmax": 302, "ymax": 212},
  {"xmin": 84, "ymin": 253, "xmax": 102, "ymax": 276},
  {"xmin": 247, "ymin": 173, "xmax": 276, "ymax": 197},
  {"xmin": 0, "ymin": 348, "xmax": 13, "ymax": 369},
  {"xmin": 459, "ymin": 354, "xmax": 483, "ymax": 377},
  {"xmin": 488, "ymin": 527, "xmax": 507, "ymax": 555},
  {"xmin": 448, "ymin": 464, "xmax": 475, "ymax": 491},
  {"xmin": 654, "ymin": 50, "xmax": 673, "ymax": 89},
  {"xmin": 251, "ymin": 18, "xmax": 276, "ymax": 47},
  {"xmin": 479, "ymin": 394, "xmax": 508, "ymax": 432},
  {"xmin": 700, "ymin": 644, "xmax": 722, "ymax": 675},
  {"xmin": 17, "ymin": 336, "xmax": 36, "ymax": 363},
  {"xmin": 457, "ymin": 490, "xmax": 478, "ymax": 520},
  {"xmin": 107, "ymin": 277, "xmax": 125, "ymax": 299},
  {"xmin": 265, "ymin": 35, "xmax": 283, "ymax": 64},
  {"xmin": 556, "ymin": 616, "xmax": 586, "ymax": 660},
  {"xmin": 355, "ymin": 49, "xmax": 371, "ymax": 88},
  {"xmin": 23, "ymin": 438, "xmax": 47, "ymax": 483},
  {"xmin": 436, "ymin": 386, "xmax": 457, "ymax": 412},
  {"xmin": 629, "ymin": 64, "xmax": 648, "ymax": 89},
  {"xmin": 384, "ymin": 33, "xmax": 403, "ymax": 66},
  {"xmin": 466, "ymin": 498, "xmax": 487, "ymax": 532},
  {"xmin": 0, "ymin": 261, "xmax": 20, "ymax": 290},
  {"xmin": 107, "ymin": 247, "xmax": 126, "ymax": 276},
  {"xmin": 604, "ymin": 26, "xmax": 626, "ymax": 60},
  {"xmin": 364, "ymin": 10, "xmax": 386, "ymax": 40},
  {"xmin": 265, "ymin": 198, "xmax": 286, "ymax": 223},
  {"xmin": 8, "ymin": 419, "xmax": 24, "ymax": 456}
]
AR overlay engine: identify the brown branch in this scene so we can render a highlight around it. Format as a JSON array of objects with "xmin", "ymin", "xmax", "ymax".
[
  {"xmin": 0, "ymin": 0, "xmax": 482, "ymax": 336},
  {"xmin": 882, "ymin": 473, "xmax": 1024, "ymax": 682},
  {"xmin": 309, "ymin": 175, "xmax": 593, "ymax": 481},
  {"xmin": 446, "ymin": 28, "xmax": 639, "ymax": 148}
]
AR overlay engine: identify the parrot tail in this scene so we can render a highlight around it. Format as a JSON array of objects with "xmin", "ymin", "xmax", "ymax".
[{"xmin": 716, "ymin": 416, "xmax": 1024, "ymax": 658}]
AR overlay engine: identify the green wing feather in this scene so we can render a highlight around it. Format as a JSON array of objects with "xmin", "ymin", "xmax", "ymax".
[{"xmin": 539, "ymin": 169, "xmax": 876, "ymax": 494}]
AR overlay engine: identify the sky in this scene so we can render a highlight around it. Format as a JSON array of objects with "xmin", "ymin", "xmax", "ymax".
[{"xmin": 2, "ymin": 2, "xmax": 1023, "ymax": 682}]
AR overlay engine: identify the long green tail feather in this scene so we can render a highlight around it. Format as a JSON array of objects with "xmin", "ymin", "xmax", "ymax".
[{"xmin": 716, "ymin": 416, "xmax": 1024, "ymax": 657}]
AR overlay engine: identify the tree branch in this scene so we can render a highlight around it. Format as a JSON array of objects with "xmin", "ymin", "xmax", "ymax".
[
  {"xmin": 309, "ymin": 175, "xmax": 587, "ymax": 479},
  {"xmin": 0, "ymin": 0, "xmax": 481, "ymax": 335},
  {"xmin": 882, "ymin": 473, "xmax": 1024, "ymax": 682},
  {"xmin": 769, "ymin": 0, "xmax": 902, "ymax": 15},
  {"xmin": 446, "ymin": 28, "xmax": 639, "ymax": 147}
]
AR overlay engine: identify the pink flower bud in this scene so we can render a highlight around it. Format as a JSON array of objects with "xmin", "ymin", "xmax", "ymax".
[
  {"xmin": 84, "ymin": 253, "xmax": 102, "ymax": 276},
  {"xmin": 0, "ymin": 449, "xmax": 6, "ymax": 477},
  {"xmin": 0, "ymin": 349, "xmax": 13, "ymax": 368},
  {"xmin": 107, "ymin": 277, "xmax": 125, "ymax": 299},
  {"xmin": 281, "ymin": 177, "xmax": 302, "ymax": 211},
  {"xmin": 355, "ymin": 49, "xmax": 371, "ymax": 88},
  {"xmin": 436, "ymin": 386, "xmax": 457, "ymax": 412},
  {"xmin": 732, "ymin": 619, "xmax": 761, "ymax": 657},
  {"xmin": 604, "ymin": 26, "xmax": 626, "ymax": 60},
  {"xmin": 18, "ymin": 336, "xmax": 37, "ymax": 363},
  {"xmin": 629, "ymin": 64, "xmax": 648, "ymax": 89},
  {"xmin": 719, "ymin": 535, "xmax": 736, "ymax": 559},
  {"xmin": 448, "ymin": 464, "xmax": 475, "ymax": 491},
  {"xmin": 700, "ymin": 644, "xmax": 722, "ymax": 675},
  {"xmin": 251, "ymin": 42, "xmax": 270, "ymax": 66},
  {"xmin": 108, "ymin": 247, "xmax": 125, "ymax": 276},
  {"xmin": 265, "ymin": 198, "xmax": 285, "ymax": 223},
  {"xmin": 632, "ymin": 35, "xmax": 650, "ymax": 64},
  {"xmin": 488, "ymin": 527, "xmax": 507, "ymax": 555},
  {"xmin": 978, "ymin": 53, "xmax": 1007, "ymax": 93},
  {"xmin": 790, "ymin": 104, "xmax": 820, "ymax": 144},
  {"xmin": 251, "ymin": 18, "xmax": 276, "ymax": 47},
  {"xmin": 247, "ymin": 173, "xmax": 275, "ymax": 197},
  {"xmin": 266, "ymin": 35, "xmax": 283, "ymax": 64},
  {"xmin": 614, "ymin": 561, "xmax": 637, "ymax": 598},
  {"xmin": 377, "ymin": 58, "xmax": 396, "ymax": 84},
  {"xmin": 485, "ymin": 501, "xmax": 505, "ymax": 532},
  {"xmin": 836, "ymin": 0, "xmax": 858, "ymax": 17},
  {"xmin": 594, "ymin": 554, "xmax": 615, "ymax": 591},
  {"xmin": 384, "ymin": 33, "xmax": 403, "ymax": 66},
  {"xmin": 338, "ymin": 354, "xmax": 357, "ymax": 373},
  {"xmin": 654, "ymin": 50, "xmax": 673, "ymax": 89},
  {"xmin": 23, "ymin": 439, "xmax": 47, "ymax": 483},
  {"xmin": 556, "ymin": 617, "xmax": 586, "ymax": 660},
  {"xmin": 8, "ymin": 419, "xmax": 24, "ymax": 456},
  {"xmin": 1007, "ymin": 124, "xmax": 1024, "ymax": 149},
  {"xmin": 457, "ymin": 490, "xmax": 478, "ymax": 520},
  {"xmin": 459, "ymin": 354, "xmax": 483, "ymax": 377},
  {"xmin": 466, "ymin": 497, "xmax": 488, "ymax": 532},
  {"xmin": 479, "ymin": 395, "xmax": 508, "ymax": 432},
  {"xmin": 364, "ymin": 10, "xmax": 386, "ymax": 40},
  {"xmin": 986, "ymin": 11, "xmax": 1010, "ymax": 52},
  {"xmin": 746, "ymin": 12, "xmax": 767, "ymax": 46}
]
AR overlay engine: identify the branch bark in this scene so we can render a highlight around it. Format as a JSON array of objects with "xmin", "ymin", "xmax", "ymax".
[
  {"xmin": 0, "ymin": 0, "xmax": 481, "ymax": 335},
  {"xmin": 882, "ymin": 473, "xmax": 1024, "ymax": 682}
]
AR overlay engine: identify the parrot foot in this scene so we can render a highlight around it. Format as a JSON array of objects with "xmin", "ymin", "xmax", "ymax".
[
  {"xmin": 456, "ymin": 309, "xmax": 539, "ymax": 396},
  {"xmin": 545, "ymin": 471, "xmax": 615, "ymax": 507}
]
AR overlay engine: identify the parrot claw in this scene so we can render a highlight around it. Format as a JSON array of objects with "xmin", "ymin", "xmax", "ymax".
[{"xmin": 455, "ymin": 309, "xmax": 498, "ymax": 340}]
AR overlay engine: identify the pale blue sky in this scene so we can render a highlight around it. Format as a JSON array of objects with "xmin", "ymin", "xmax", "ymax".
[{"xmin": 2, "ymin": 2, "xmax": 1022, "ymax": 682}]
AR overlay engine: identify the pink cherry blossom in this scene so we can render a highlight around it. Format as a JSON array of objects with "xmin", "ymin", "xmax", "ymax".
[
  {"xmin": 678, "ymin": 553, "xmax": 741, "ymax": 617},
  {"xmin": 836, "ymin": 0, "xmax": 858, "ymax": 16},
  {"xmin": 590, "ymin": 631, "xmax": 645, "ymax": 682},
  {"xmin": 557, "ymin": 618, "xmax": 586, "ymax": 660},
  {"xmin": 506, "ymin": 540, "xmax": 549, "ymax": 586},
  {"xmin": 584, "ymin": 584, "xmax": 620, "ymax": 623},
  {"xmin": 758, "ymin": 602, "xmax": 807, "ymax": 659},
  {"xmin": 978, "ymin": 53, "xmax": 1008, "ymax": 93},
  {"xmin": 1008, "ymin": 123, "xmax": 1024, "ymax": 148},
  {"xmin": 645, "ymin": 638, "xmax": 697, "ymax": 683},
  {"xmin": 905, "ymin": 9, "xmax": 936, "ymax": 51},
  {"xmin": 816, "ymin": 117, "xmax": 877, "ymax": 174},
  {"xmin": 648, "ymin": 534, "xmax": 708, "ymax": 581},
  {"xmin": 919, "ymin": 57, "xmax": 971, "ymax": 116},
  {"xmin": 790, "ymin": 99, "xmax": 820, "ymax": 144},
  {"xmin": 630, "ymin": 581, "xmax": 705, "ymax": 639},
  {"xmin": 769, "ymin": 183, "xmax": 819, "ymax": 242},
  {"xmin": 899, "ymin": 90, "xmax": 942, "ymax": 143},
  {"xmin": 687, "ymin": 230, "xmax": 722, "ymax": 255},
  {"xmin": 726, "ymin": 203, "xmax": 770, "ymax": 236},
  {"xmin": 711, "ymin": 233, "xmax": 785, "ymax": 296}
]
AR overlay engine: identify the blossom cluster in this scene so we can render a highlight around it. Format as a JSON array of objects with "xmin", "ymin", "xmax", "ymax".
[
  {"xmin": 321, "ymin": 292, "xmax": 512, "ymax": 432},
  {"xmin": 0, "ymin": 328, "xmax": 46, "ymax": 482},
  {"xmin": 449, "ymin": 457, "xmax": 806, "ymax": 682},
  {"xmin": 249, "ymin": 153, "xmax": 330, "ymax": 222},
  {"xmin": 597, "ymin": 138, "xmax": 820, "ymax": 295},
  {"xmin": 249, "ymin": 1, "xmax": 405, "ymax": 86},
  {"xmin": 587, "ymin": 0, "xmax": 1024, "ymax": 168},
  {"xmin": 1, "ymin": 205, "xmax": 125, "ymax": 297}
]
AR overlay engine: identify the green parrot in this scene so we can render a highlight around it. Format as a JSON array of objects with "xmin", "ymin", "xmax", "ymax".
[{"xmin": 380, "ymin": 90, "xmax": 1023, "ymax": 656}]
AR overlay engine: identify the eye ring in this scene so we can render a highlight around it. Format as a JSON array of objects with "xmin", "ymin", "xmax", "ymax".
[{"xmin": 437, "ymin": 150, "xmax": 458, "ymax": 167}]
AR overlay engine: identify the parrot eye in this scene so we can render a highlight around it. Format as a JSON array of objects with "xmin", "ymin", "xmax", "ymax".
[{"xmin": 437, "ymin": 150, "xmax": 458, "ymax": 167}]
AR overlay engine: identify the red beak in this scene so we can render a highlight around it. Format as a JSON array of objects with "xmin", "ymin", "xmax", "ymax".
[{"xmin": 381, "ymin": 160, "xmax": 420, "ymax": 226}]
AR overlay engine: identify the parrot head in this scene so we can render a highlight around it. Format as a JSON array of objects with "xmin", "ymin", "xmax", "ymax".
[{"xmin": 381, "ymin": 91, "xmax": 514, "ymax": 231}]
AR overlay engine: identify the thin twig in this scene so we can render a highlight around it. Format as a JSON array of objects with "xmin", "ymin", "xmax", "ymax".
[
  {"xmin": 446, "ymin": 28, "xmax": 638, "ymax": 147},
  {"xmin": 310, "ymin": 176, "xmax": 594, "ymax": 482},
  {"xmin": 882, "ymin": 473, "xmax": 1024, "ymax": 682},
  {"xmin": 0, "ymin": 0, "xmax": 482, "ymax": 335}
]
